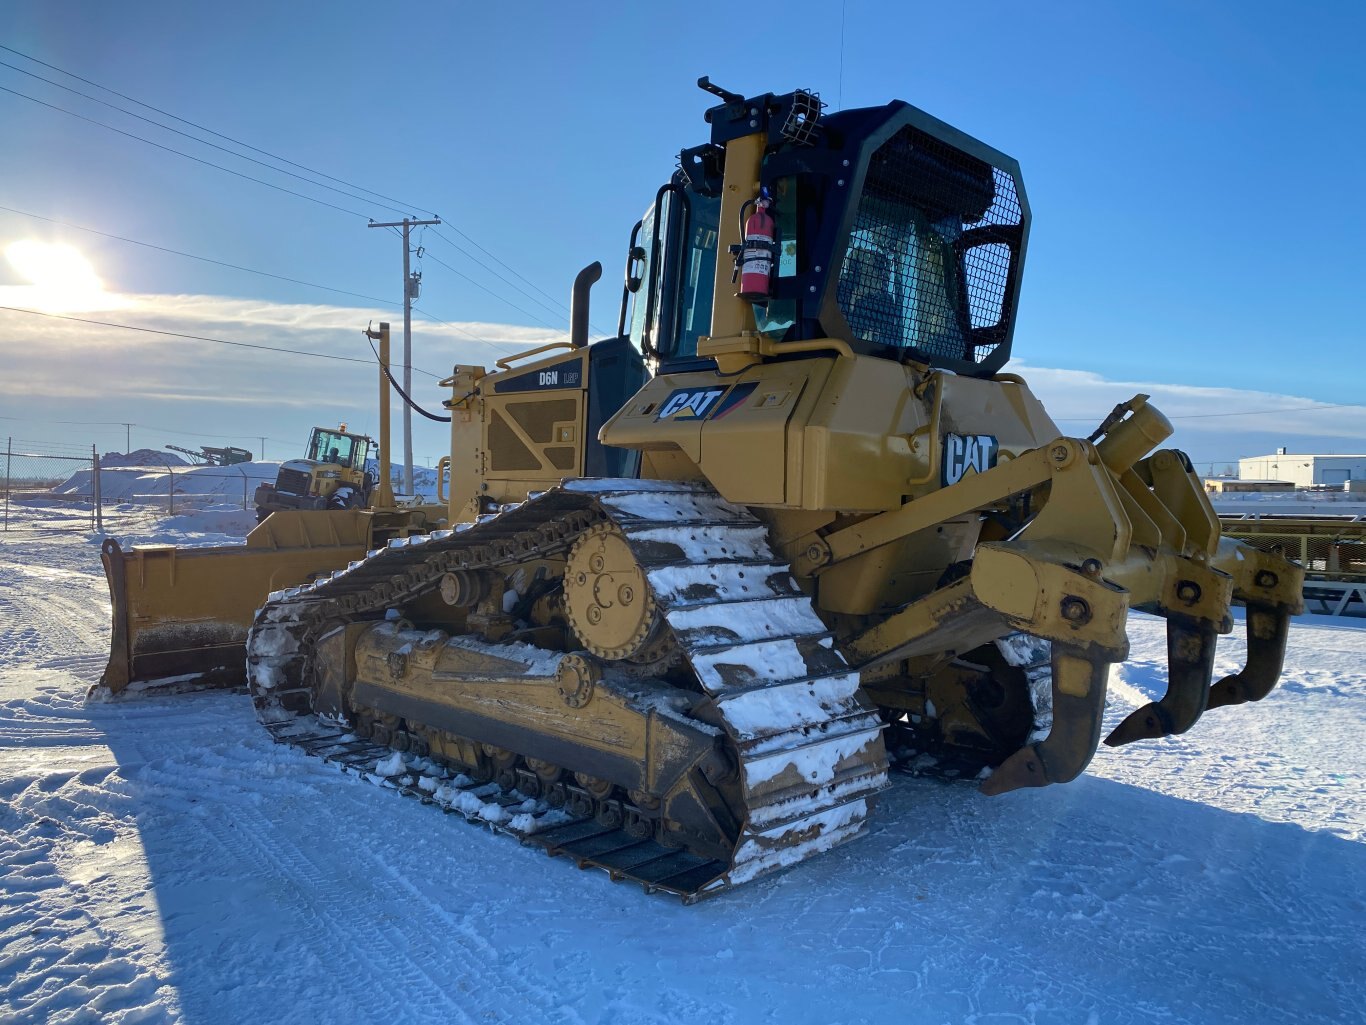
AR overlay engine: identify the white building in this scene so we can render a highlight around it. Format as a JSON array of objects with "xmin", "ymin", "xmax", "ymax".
[{"xmin": 1238, "ymin": 450, "xmax": 1366, "ymax": 488}]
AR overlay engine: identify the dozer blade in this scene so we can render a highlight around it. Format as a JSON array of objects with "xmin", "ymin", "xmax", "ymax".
[
  {"xmin": 1208, "ymin": 604, "xmax": 1293, "ymax": 709},
  {"xmin": 1104, "ymin": 618, "xmax": 1217, "ymax": 747},
  {"xmin": 980, "ymin": 645, "xmax": 1110, "ymax": 796},
  {"xmin": 97, "ymin": 511, "xmax": 372, "ymax": 697}
]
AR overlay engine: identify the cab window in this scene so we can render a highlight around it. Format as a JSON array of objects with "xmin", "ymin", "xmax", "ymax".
[
  {"xmin": 671, "ymin": 191, "xmax": 719, "ymax": 360},
  {"xmin": 628, "ymin": 190, "xmax": 719, "ymax": 363},
  {"xmin": 837, "ymin": 197, "xmax": 967, "ymax": 358},
  {"xmin": 308, "ymin": 430, "xmax": 362, "ymax": 469}
]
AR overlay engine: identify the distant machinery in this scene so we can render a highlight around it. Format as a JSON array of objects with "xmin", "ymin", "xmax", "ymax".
[{"xmin": 164, "ymin": 444, "xmax": 253, "ymax": 466}]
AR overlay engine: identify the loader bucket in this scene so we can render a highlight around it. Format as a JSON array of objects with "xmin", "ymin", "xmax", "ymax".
[{"xmin": 97, "ymin": 510, "xmax": 374, "ymax": 697}]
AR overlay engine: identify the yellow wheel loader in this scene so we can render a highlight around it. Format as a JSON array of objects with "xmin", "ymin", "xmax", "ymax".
[
  {"xmin": 253, "ymin": 425, "xmax": 377, "ymax": 522},
  {"xmin": 107, "ymin": 79, "xmax": 1303, "ymax": 900}
]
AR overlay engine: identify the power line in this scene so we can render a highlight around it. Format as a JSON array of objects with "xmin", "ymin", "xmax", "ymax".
[
  {"xmin": 0, "ymin": 432, "xmax": 92, "ymax": 450},
  {"xmin": 0, "ymin": 304, "xmax": 449, "ymax": 377},
  {"xmin": 0, "ymin": 203, "xmax": 397, "ymax": 306},
  {"xmin": 427, "ymin": 228, "xmax": 571, "ymax": 323},
  {"xmin": 135, "ymin": 423, "xmax": 296, "ymax": 445},
  {"xmin": 423, "ymin": 251, "xmax": 563, "ymax": 331},
  {"xmin": 409, "ymin": 305, "xmax": 525, "ymax": 357},
  {"xmin": 0, "ymin": 49, "xmax": 608, "ymax": 341},
  {"xmin": 0, "ymin": 54, "xmax": 611, "ymax": 343},
  {"xmin": 0, "ymin": 411, "xmax": 341, "ymax": 448},
  {"xmin": 0, "ymin": 203, "xmax": 522, "ymax": 356},
  {"xmin": 0, "ymin": 59, "xmax": 416, "ymax": 219},
  {"xmin": 1170, "ymin": 402, "xmax": 1362, "ymax": 420},
  {"xmin": 0, "ymin": 43, "xmax": 433, "ymax": 216},
  {"xmin": 1055, "ymin": 401, "xmax": 1362, "ymax": 423},
  {"xmin": 424, "ymin": 228, "xmax": 613, "ymax": 340},
  {"xmin": 0, "ymin": 84, "xmax": 372, "ymax": 219},
  {"xmin": 430, "ymin": 225, "xmax": 575, "ymax": 318},
  {"xmin": 0, "ymin": 415, "xmax": 118, "ymax": 425}
]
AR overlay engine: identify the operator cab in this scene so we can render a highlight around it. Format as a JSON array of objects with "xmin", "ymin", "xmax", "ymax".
[
  {"xmin": 306, "ymin": 427, "xmax": 370, "ymax": 471},
  {"xmin": 623, "ymin": 82, "xmax": 1029, "ymax": 379}
]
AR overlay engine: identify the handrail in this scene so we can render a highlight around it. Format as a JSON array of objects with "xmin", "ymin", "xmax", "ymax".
[
  {"xmin": 436, "ymin": 456, "xmax": 450, "ymax": 504},
  {"xmin": 494, "ymin": 341, "xmax": 577, "ymax": 371},
  {"xmin": 641, "ymin": 182, "xmax": 690, "ymax": 358},
  {"xmin": 766, "ymin": 337, "xmax": 854, "ymax": 359},
  {"xmin": 905, "ymin": 374, "xmax": 945, "ymax": 487}
]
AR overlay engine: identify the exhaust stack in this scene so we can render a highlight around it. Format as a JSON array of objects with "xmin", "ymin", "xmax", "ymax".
[{"xmin": 570, "ymin": 262, "xmax": 602, "ymax": 348}]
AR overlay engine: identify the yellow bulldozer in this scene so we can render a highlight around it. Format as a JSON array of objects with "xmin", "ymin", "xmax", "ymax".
[{"xmin": 100, "ymin": 78, "xmax": 1304, "ymax": 899}]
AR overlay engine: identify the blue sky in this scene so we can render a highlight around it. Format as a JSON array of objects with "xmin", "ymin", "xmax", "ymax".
[{"xmin": 0, "ymin": 1, "xmax": 1363, "ymax": 466}]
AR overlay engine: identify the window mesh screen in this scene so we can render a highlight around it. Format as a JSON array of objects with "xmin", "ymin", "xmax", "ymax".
[{"xmin": 836, "ymin": 124, "xmax": 1022, "ymax": 365}]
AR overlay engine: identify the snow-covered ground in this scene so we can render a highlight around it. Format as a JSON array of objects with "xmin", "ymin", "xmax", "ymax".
[
  {"xmin": 1, "ymin": 514, "xmax": 1363, "ymax": 1025},
  {"xmin": 2, "ymin": 492, "xmax": 257, "ymax": 547},
  {"xmin": 1211, "ymin": 490, "xmax": 1366, "ymax": 517}
]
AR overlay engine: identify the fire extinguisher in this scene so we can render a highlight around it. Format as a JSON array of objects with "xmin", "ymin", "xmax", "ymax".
[{"xmin": 735, "ymin": 189, "xmax": 776, "ymax": 302}]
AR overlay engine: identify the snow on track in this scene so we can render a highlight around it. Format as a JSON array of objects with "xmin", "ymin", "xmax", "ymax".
[{"xmin": 2, "ymin": 526, "xmax": 1364, "ymax": 1024}]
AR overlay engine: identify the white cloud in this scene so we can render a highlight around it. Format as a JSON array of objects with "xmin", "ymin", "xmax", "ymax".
[
  {"xmin": 1016, "ymin": 361, "xmax": 1366, "ymax": 459},
  {"xmin": 0, "ymin": 291, "xmax": 561, "ymax": 400}
]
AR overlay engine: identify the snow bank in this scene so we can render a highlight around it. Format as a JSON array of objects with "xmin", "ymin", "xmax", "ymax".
[
  {"xmin": 99, "ymin": 448, "xmax": 190, "ymax": 467},
  {"xmin": 52, "ymin": 460, "xmax": 280, "ymax": 502},
  {"xmin": 51, "ymin": 457, "xmax": 441, "ymax": 504},
  {"xmin": 158, "ymin": 506, "xmax": 259, "ymax": 536}
]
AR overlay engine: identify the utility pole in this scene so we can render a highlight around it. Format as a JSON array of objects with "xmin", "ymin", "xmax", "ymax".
[
  {"xmin": 122, "ymin": 422, "xmax": 132, "ymax": 453},
  {"xmin": 368, "ymin": 216, "xmax": 440, "ymax": 495},
  {"xmin": 259, "ymin": 436, "xmax": 267, "ymax": 461}
]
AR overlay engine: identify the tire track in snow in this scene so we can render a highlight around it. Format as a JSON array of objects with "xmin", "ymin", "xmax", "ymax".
[
  {"xmin": 37, "ymin": 653, "xmax": 109, "ymax": 678},
  {"xmin": 190, "ymin": 759, "xmax": 583, "ymax": 1025},
  {"xmin": 0, "ymin": 776, "xmax": 181, "ymax": 1024},
  {"xmin": 0, "ymin": 559, "xmax": 107, "ymax": 669}
]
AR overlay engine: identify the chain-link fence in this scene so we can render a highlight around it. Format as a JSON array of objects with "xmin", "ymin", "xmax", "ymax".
[
  {"xmin": 107, "ymin": 462, "xmax": 277, "ymax": 515},
  {"xmin": 1, "ymin": 438, "xmax": 100, "ymax": 536},
  {"xmin": 2, "ymin": 437, "xmax": 284, "ymax": 538}
]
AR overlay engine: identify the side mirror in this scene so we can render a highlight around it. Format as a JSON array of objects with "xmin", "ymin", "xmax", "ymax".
[{"xmin": 625, "ymin": 246, "xmax": 647, "ymax": 294}]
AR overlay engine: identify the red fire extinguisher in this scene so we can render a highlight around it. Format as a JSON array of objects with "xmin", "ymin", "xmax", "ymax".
[{"xmin": 736, "ymin": 192, "xmax": 776, "ymax": 302}]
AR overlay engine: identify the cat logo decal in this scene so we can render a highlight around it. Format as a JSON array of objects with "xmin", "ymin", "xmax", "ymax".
[
  {"xmin": 655, "ymin": 387, "xmax": 727, "ymax": 421},
  {"xmin": 942, "ymin": 434, "xmax": 999, "ymax": 486}
]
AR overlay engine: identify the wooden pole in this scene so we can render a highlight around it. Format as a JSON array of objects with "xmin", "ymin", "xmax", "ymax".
[
  {"xmin": 367, "ymin": 322, "xmax": 396, "ymax": 510},
  {"xmin": 92, "ymin": 446, "xmax": 103, "ymax": 534}
]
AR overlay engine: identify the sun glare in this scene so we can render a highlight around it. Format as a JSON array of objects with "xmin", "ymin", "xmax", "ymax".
[{"xmin": 3, "ymin": 239, "xmax": 123, "ymax": 312}]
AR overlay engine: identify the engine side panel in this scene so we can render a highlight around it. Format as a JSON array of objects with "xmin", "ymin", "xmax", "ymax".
[{"xmin": 601, "ymin": 352, "xmax": 1063, "ymax": 513}]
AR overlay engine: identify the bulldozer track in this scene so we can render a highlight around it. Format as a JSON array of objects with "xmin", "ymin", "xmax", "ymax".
[{"xmin": 246, "ymin": 479, "xmax": 889, "ymax": 901}]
